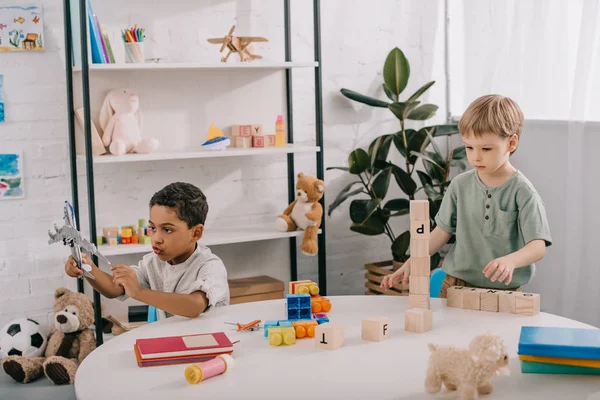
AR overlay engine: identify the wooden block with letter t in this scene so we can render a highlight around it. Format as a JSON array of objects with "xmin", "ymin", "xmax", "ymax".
[{"xmin": 315, "ymin": 323, "xmax": 344, "ymax": 350}]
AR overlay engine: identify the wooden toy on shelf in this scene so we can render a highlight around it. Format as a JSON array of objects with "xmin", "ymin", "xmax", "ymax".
[
  {"xmin": 405, "ymin": 200, "xmax": 433, "ymax": 333},
  {"xmin": 207, "ymin": 25, "xmax": 268, "ymax": 63},
  {"xmin": 201, "ymin": 122, "xmax": 230, "ymax": 151},
  {"xmin": 447, "ymin": 286, "xmax": 540, "ymax": 316}
]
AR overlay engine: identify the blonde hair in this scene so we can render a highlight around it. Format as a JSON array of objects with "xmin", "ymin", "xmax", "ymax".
[{"xmin": 459, "ymin": 94, "xmax": 524, "ymax": 140}]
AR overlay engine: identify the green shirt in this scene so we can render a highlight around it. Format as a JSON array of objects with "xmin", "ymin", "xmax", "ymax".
[{"xmin": 435, "ymin": 169, "xmax": 552, "ymax": 289}]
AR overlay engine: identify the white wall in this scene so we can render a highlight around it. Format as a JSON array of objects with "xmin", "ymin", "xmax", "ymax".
[{"xmin": 0, "ymin": 0, "xmax": 446, "ymax": 327}]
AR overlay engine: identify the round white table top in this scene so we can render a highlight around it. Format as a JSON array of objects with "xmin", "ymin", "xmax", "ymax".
[{"xmin": 75, "ymin": 296, "xmax": 600, "ymax": 400}]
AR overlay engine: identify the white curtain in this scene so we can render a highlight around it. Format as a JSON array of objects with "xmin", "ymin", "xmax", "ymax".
[{"xmin": 449, "ymin": 0, "xmax": 600, "ymax": 327}]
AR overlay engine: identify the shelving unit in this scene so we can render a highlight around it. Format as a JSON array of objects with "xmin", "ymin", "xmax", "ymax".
[{"xmin": 63, "ymin": 0, "xmax": 326, "ymax": 346}]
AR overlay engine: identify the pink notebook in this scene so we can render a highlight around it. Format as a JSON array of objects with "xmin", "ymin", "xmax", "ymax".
[{"xmin": 135, "ymin": 332, "xmax": 233, "ymax": 360}]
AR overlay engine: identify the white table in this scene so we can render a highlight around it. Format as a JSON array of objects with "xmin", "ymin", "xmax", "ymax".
[{"xmin": 75, "ymin": 296, "xmax": 600, "ymax": 400}]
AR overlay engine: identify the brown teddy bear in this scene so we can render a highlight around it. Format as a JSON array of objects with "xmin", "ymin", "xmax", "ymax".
[
  {"xmin": 1, "ymin": 287, "xmax": 96, "ymax": 385},
  {"xmin": 276, "ymin": 172, "xmax": 325, "ymax": 256}
]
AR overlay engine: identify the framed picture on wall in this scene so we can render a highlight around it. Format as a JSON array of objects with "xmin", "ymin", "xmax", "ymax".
[
  {"xmin": 0, "ymin": 3, "xmax": 44, "ymax": 52},
  {"xmin": 0, "ymin": 152, "xmax": 24, "ymax": 199}
]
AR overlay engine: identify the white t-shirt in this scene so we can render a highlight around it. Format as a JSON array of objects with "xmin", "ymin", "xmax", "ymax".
[{"xmin": 116, "ymin": 243, "xmax": 230, "ymax": 320}]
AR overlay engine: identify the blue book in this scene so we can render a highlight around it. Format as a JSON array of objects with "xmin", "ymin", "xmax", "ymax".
[
  {"xmin": 521, "ymin": 360, "xmax": 600, "ymax": 375},
  {"xmin": 518, "ymin": 326, "xmax": 600, "ymax": 360}
]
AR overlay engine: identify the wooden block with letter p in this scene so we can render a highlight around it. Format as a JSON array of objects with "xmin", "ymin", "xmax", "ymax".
[
  {"xmin": 515, "ymin": 292, "xmax": 540, "ymax": 316},
  {"xmin": 410, "ymin": 199, "xmax": 429, "ymax": 221},
  {"xmin": 315, "ymin": 323, "xmax": 344, "ymax": 350},
  {"xmin": 405, "ymin": 308, "xmax": 432, "ymax": 333},
  {"xmin": 410, "ymin": 219, "xmax": 430, "ymax": 240},
  {"xmin": 410, "ymin": 257, "xmax": 430, "ymax": 277},
  {"xmin": 446, "ymin": 286, "xmax": 465, "ymax": 308},
  {"xmin": 361, "ymin": 317, "xmax": 390, "ymax": 342}
]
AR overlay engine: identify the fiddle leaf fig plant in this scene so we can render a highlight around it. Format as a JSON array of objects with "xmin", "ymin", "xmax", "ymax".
[{"xmin": 328, "ymin": 47, "xmax": 466, "ymax": 266}]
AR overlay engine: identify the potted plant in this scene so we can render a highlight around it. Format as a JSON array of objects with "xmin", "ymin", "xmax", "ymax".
[{"xmin": 327, "ymin": 47, "xmax": 466, "ymax": 293}]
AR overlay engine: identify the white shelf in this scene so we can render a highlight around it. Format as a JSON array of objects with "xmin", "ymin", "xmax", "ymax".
[
  {"xmin": 73, "ymin": 61, "xmax": 318, "ymax": 72},
  {"xmin": 77, "ymin": 144, "xmax": 320, "ymax": 164},
  {"xmin": 98, "ymin": 224, "xmax": 322, "ymax": 257}
]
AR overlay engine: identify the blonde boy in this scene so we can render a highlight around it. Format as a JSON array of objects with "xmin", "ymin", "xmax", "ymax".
[{"xmin": 381, "ymin": 94, "xmax": 552, "ymax": 296}]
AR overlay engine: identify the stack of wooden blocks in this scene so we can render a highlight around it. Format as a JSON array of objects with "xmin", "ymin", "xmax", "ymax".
[
  {"xmin": 447, "ymin": 286, "xmax": 540, "ymax": 316},
  {"xmin": 404, "ymin": 200, "xmax": 433, "ymax": 333},
  {"xmin": 231, "ymin": 124, "xmax": 276, "ymax": 149}
]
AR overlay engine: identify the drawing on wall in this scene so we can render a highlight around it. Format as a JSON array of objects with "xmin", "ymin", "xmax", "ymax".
[
  {"xmin": 0, "ymin": 75, "xmax": 4, "ymax": 122},
  {"xmin": 0, "ymin": 153, "xmax": 24, "ymax": 199},
  {"xmin": 0, "ymin": 3, "xmax": 44, "ymax": 51}
]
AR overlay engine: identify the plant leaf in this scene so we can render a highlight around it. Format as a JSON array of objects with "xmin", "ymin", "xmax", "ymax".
[
  {"xmin": 340, "ymin": 88, "xmax": 389, "ymax": 108},
  {"xmin": 348, "ymin": 149, "xmax": 370, "ymax": 174},
  {"xmin": 382, "ymin": 84, "xmax": 396, "ymax": 102},
  {"xmin": 450, "ymin": 160, "xmax": 467, "ymax": 169},
  {"xmin": 392, "ymin": 231, "xmax": 411, "ymax": 261},
  {"xmin": 350, "ymin": 211, "xmax": 387, "ymax": 236},
  {"xmin": 388, "ymin": 102, "xmax": 420, "ymax": 121},
  {"xmin": 431, "ymin": 124, "xmax": 460, "ymax": 136},
  {"xmin": 452, "ymin": 145, "xmax": 466, "ymax": 160},
  {"xmin": 383, "ymin": 47, "xmax": 410, "ymax": 97},
  {"xmin": 406, "ymin": 81, "xmax": 435, "ymax": 102},
  {"xmin": 407, "ymin": 104, "xmax": 438, "ymax": 120},
  {"xmin": 327, "ymin": 182, "xmax": 363, "ymax": 216},
  {"xmin": 384, "ymin": 198, "xmax": 410, "ymax": 216},
  {"xmin": 372, "ymin": 168, "xmax": 392, "ymax": 199},
  {"xmin": 350, "ymin": 199, "xmax": 381, "ymax": 224},
  {"xmin": 391, "ymin": 164, "xmax": 417, "ymax": 196},
  {"xmin": 410, "ymin": 151, "xmax": 445, "ymax": 172},
  {"xmin": 368, "ymin": 135, "xmax": 393, "ymax": 168}
]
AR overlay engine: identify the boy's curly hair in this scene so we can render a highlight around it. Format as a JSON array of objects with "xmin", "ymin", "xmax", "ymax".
[{"xmin": 149, "ymin": 182, "xmax": 208, "ymax": 228}]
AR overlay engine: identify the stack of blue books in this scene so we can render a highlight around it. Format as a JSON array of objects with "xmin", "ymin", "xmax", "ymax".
[{"xmin": 518, "ymin": 326, "xmax": 600, "ymax": 375}]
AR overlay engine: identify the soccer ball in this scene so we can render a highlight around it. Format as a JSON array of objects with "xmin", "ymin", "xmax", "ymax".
[{"xmin": 0, "ymin": 318, "xmax": 48, "ymax": 360}]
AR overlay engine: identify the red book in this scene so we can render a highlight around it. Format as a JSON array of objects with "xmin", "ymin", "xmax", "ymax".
[
  {"xmin": 135, "ymin": 332, "xmax": 233, "ymax": 360},
  {"xmin": 133, "ymin": 343, "xmax": 233, "ymax": 367}
]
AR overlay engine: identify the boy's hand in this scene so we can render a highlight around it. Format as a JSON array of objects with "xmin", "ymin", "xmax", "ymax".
[
  {"xmin": 65, "ymin": 254, "xmax": 96, "ymax": 278},
  {"xmin": 483, "ymin": 256, "xmax": 516, "ymax": 285},
  {"xmin": 111, "ymin": 265, "xmax": 141, "ymax": 298},
  {"xmin": 380, "ymin": 262, "xmax": 410, "ymax": 290}
]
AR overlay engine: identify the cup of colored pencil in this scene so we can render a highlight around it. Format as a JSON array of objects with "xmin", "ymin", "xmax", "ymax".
[{"xmin": 122, "ymin": 25, "xmax": 145, "ymax": 63}]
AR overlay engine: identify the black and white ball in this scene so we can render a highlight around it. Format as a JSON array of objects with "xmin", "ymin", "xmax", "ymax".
[{"xmin": 0, "ymin": 318, "xmax": 48, "ymax": 360}]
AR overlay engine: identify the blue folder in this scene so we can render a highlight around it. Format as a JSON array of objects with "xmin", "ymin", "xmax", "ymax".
[{"xmin": 518, "ymin": 326, "xmax": 600, "ymax": 360}]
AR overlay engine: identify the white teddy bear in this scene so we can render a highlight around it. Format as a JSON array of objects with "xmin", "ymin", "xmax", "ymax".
[{"xmin": 99, "ymin": 89, "xmax": 159, "ymax": 156}]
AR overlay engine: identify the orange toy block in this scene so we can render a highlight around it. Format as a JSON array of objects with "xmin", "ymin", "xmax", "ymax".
[
  {"xmin": 311, "ymin": 296, "xmax": 331, "ymax": 313},
  {"xmin": 315, "ymin": 323, "xmax": 344, "ymax": 350},
  {"xmin": 131, "ymin": 235, "xmax": 139, "ymax": 244},
  {"xmin": 405, "ymin": 308, "xmax": 432, "ymax": 333},
  {"xmin": 292, "ymin": 320, "xmax": 318, "ymax": 338},
  {"xmin": 361, "ymin": 317, "xmax": 390, "ymax": 342},
  {"xmin": 289, "ymin": 280, "xmax": 319, "ymax": 295}
]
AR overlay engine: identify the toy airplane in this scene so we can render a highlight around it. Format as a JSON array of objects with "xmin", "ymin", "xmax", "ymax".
[
  {"xmin": 207, "ymin": 25, "xmax": 268, "ymax": 63},
  {"xmin": 48, "ymin": 201, "xmax": 112, "ymax": 280},
  {"xmin": 201, "ymin": 122, "xmax": 230, "ymax": 151},
  {"xmin": 224, "ymin": 319, "xmax": 261, "ymax": 332}
]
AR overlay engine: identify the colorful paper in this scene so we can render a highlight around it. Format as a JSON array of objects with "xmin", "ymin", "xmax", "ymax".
[
  {"xmin": 0, "ymin": 3, "xmax": 44, "ymax": 51},
  {"xmin": 0, "ymin": 153, "xmax": 24, "ymax": 199}
]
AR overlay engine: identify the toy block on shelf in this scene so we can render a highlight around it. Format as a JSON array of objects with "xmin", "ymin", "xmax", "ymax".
[
  {"xmin": 315, "ymin": 323, "xmax": 344, "ymax": 350},
  {"xmin": 292, "ymin": 320, "xmax": 318, "ymax": 338},
  {"xmin": 252, "ymin": 135, "xmax": 265, "ymax": 148},
  {"xmin": 410, "ymin": 219, "xmax": 430, "ymax": 240},
  {"xmin": 446, "ymin": 286, "xmax": 465, "ymax": 308},
  {"xmin": 409, "ymin": 294, "xmax": 430, "ymax": 309},
  {"xmin": 232, "ymin": 125, "xmax": 252, "ymax": 137},
  {"xmin": 311, "ymin": 296, "xmax": 331, "ymax": 313},
  {"xmin": 313, "ymin": 313, "xmax": 329, "ymax": 324},
  {"xmin": 409, "ymin": 276, "xmax": 430, "ymax": 296},
  {"xmin": 286, "ymin": 294, "xmax": 312, "ymax": 320},
  {"xmin": 103, "ymin": 227, "xmax": 118, "ymax": 237},
  {"xmin": 107, "ymin": 237, "xmax": 118, "ymax": 246},
  {"xmin": 361, "ymin": 317, "xmax": 390, "ymax": 342},
  {"xmin": 480, "ymin": 289, "xmax": 500, "ymax": 312},
  {"xmin": 405, "ymin": 308, "xmax": 432, "ymax": 333},
  {"xmin": 410, "ymin": 257, "xmax": 430, "ymax": 277},
  {"xmin": 235, "ymin": 136, "xmax": 252, "ymax": 149},
  {"xmin": 264, "ymin": 134, "xmax": 276, "ymax": 147},
  {"xmin": 289, "ymin": 280, "xmax": 319, "ymax": 295},
  {"xmin": 515, "ymin": 293, "xmax": 540, "ymax": 316},
  {"xmin": 462, "ymin": 288, "xmax": 485, "ymax": 310},
  {"xmin": 251, "ymin": 124, "xmax": 262, "ymax": 136},
  {"xmin": 268, "ymin": 326, "xmax": 296, "ymax": 346}
]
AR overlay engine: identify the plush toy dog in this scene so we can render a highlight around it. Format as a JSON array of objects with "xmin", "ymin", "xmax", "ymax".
[
  {"xmin": 1, "ymin": 288, "xmax": 96, "ymax": 385},
  {"xmin": 276, "ymin": 172, "xmax": 325, "ymax": 256},
  {"xmin": 99, "ymin": 89, "xmax": 159, "ymax": 156},
  {"xmin": 425, "ymin": 331, "xmax": 511, "ymax": 400}
]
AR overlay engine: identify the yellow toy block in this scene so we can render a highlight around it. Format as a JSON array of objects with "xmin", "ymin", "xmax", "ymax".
[
  {"xmin": 268, "ymin": 326, "xmax": 296, "ymax": 346},
  {"xmin": 292, "ymin": 320, "xmax": 318, "ymax": 339},
  {"xmin": 311, "ymin": 296, "xmax": 331, "ymax": 313},
  {"xmin": 289, "ymin": 280, "xmax": 319, "ymax": 296}
]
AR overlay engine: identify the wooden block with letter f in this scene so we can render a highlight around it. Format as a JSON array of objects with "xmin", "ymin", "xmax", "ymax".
[{"xmin": 405, "ymin": 199, "xmax": 433, "ymax": 333}]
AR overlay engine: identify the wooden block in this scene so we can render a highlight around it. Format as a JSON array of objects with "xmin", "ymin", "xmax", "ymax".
[
  {"xmin": 410, "ymin": 200, "xmax": 429, "ymax": 220},
  {"xmin": 410, "ymin": 219, "xmax": 430, "ymax": 239},
  {"xmin": 232, "ymin": 124, "xmax": 252, "ymax": 137},
  {"xmin": 480, "ymin": 289, "xmax": 500, "ymax": 312},
  {"xmin": 235, "ymin": 136, "xmax": 252, "ymax": 149},
  {"xmin": 361, "ymin": 317, "xmax": 390, "ymax": 342},
  {"xmin": 515, "ymin": 293, "xmax": 540, "ymax": 316},
  {"xmin": 251, "ymin": 124, "xmax": 262, "ymax": 136},
  {"xmin": 462, "ymin": 288, "xmax": 484, "ymax": 310},
  {"xmin": 252, "ymin": 135, "xmax": 265, "ymax": 148},
  {"xmin": 229, "ymin": 275, "xmax": 284, "ymax": 298},
  {"xmin": 315, "ymin": 323, "xmax": 344, "ymax": 350},
  {"xmin": 103, "ymin": 227, "xmax": 118, "ymax": 237},
  {"xmin": 229, "ymin": 291, "xmax": 283, "ymax": 304},
  {"xmin": 405, "ymin": 308, "xmax": 432, "ymax": 333},
  {"xmin": 446, "ymin": 286, "xmax": 465, "ymax": 308},
  {"xmin": 264, "ymin": 134, "xmax": 276, "ymax": 147},
  {"xmin": 409, "ymin": 276, "xmax": 429, "ymax": 295},
  {"xmin": 409, "ymin": 294, "xmax": 430, "ymax": 309},
  {"xmin": 107, "ymin": 237, "xmax": 118, "ymax": 246},
  {"xmin": 410, "ymin": 257, "xmax": 430, "ymax": 277},
  {"xmin": 498, "ymin": 290, "xmax": 519, "ymax": 313},
  {"xmin": 410, "ymin": 239, "xmax": 429, "ymax": 258}
]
